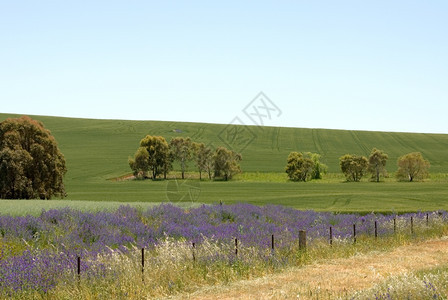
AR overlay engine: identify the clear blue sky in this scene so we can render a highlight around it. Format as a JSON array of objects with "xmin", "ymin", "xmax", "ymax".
[{"xmin": 1, "ymin": 1, "xmax": 447, "ymax": 133}]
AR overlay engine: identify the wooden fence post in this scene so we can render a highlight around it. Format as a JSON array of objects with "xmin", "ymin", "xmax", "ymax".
[
  {"xmin": 271, "ymin": 234, "xmax": 275, "ymax": 254},
  {"xmin": 77, "ymin": 256, "xmax": 81, "ymax": 285},
  {"xmin": 299, "ymin": 230, "xmax": 306, "ymax": 250},
  {"xmin": 374, "ymin": 221, "xmax": 378, "ymax": 239},
  {"xmin": 329, "ymin": 226, "xmax": 333, "ymax": 246},
  {"xmin": 411, "ymin": 216, "xmax": 414, "ymax": 235},
  {"xmin": 394, "ymin": 217, "xmax": 396, "ymax": 234},
  {"xmin": 426, "ymin": 213, "xmax": 429, "ymax": 227},
  {"xmin": 235, "ymin": 238, "xmax": 238, "ymax": 257},
  {"xmin": 141, "ymin": 248, "xmax": 145, "ymax": 282},
  {"xmin": 192, "ymin": 242, "xmax": 196, "ymax": 263},
  {"xmin": 353, "ymin": 224, "xmax": 356, "ymax": 243}
]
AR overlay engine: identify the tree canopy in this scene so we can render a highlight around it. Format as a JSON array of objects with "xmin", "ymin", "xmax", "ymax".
[
  {"xmin": 193, "ymin": 142, "xmax": 214, "ymax": 180},
  {"xmin": 309, "ymin": 152, "xmax": 327, "ymax": 180},
  {"xmin": 396, "ymin": 152, "xmax": 430, "ymax": 182},
  {"xmin": 368, "ymin": 148, "xmax": 388, "ymax": 182},
  {"xmin": 128, "ymin": 147, "xmax": 150, "ymax": 179},
  {"xmin": 170, "ymin": 137, "xmax": 193, "ymax": 179},
  {"xmin": 0, "ymin": 116, "xmax": 67, "ymax": 199},
  {"xmin": 213, "ymin": 147, "xmax": 242, "ymax": 181},
  {"xmin": 339, "ymin": 154, "xmax": 368, "ymax": 182},
  {"xmin": 285, "ymin": 152, "xmax": 314, "ymax": 181},
  {"xmin": 129, "ymin": 135, "xmax": 171, "ymax": 180}
]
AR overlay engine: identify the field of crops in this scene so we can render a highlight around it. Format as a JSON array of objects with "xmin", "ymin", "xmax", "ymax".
[
  {"xmin": 1, "ymin": 203, "xmax": 447, "ymax": 298},
  {"xmin": 2, "ymin": 113, "xmax": 448, "ymax": 176},
  {"xmin": 0, "ymin": 173, "xmax": 447, "ymax": 215},
  {"xmin": 1, "ymin": 113, "xmax": 448, "ymax": 213}
]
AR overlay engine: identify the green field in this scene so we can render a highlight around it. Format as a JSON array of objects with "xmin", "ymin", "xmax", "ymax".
[{"xmin": 1, "ymin": 113, "xmax": 448, "ymax": 214}]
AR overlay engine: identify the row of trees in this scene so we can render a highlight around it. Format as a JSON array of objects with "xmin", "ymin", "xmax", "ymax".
[
  {"xmin": 339, "ymin": 148, "xmax": 388, "ymax": 182},
  {"xmin": 128, "ymin": 136, "xmax": 242, "ymax": 181},
  {"xmin": 286, "ymin": 148, "xmax": 431, "ymax": 182},
  {"xmin": 339, "ymin": 149, "xmax": 430, "ymax": 182}
]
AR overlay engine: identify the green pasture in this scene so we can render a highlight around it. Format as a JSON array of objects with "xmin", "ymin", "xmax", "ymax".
[
  {"xmin": 1, "ymin": 113, "xmax": 448, "ymax": 215},
  {"xmin": 0, "ymin": 200, "xmax": 191, "ymax": 216},
  {"xmin": 2, "ymin": 113, "xmax": 448, "ymax": 176},
  {"xmin": 68, "ymin": 174, "xmax": 448, "ymax": 213},
  {"xmin": 2, "ymin": 173, "xmax": 448, "ymax": 215}
]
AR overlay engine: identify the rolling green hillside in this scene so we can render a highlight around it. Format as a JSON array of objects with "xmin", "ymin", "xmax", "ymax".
[
  {"xmin": 2, "ymin": 113, "xmax": 447, "ymax": 175},
  {"xmin": 1, "ymin": 113, "xmax": 448, "ymax": 211}
]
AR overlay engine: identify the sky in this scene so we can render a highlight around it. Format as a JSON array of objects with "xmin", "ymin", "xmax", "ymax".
[{"xmin": 1, "ymin": 1, "xmax": 447, "ymax": 133}]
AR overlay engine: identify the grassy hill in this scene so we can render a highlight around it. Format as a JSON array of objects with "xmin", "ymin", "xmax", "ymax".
[{"xmin": 1, "ymin": 113, "xmax": 448, "ymax": 212}]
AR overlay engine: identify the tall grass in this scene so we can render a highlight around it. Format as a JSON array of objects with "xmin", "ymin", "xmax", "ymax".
[
  {"xmin": 3, "ymin": 217, "xmax": 448, "ymax": 299},
  {"xmin": 0, "ymin": 200, "xmax": 198, "ymax": 216},
  {"xmin": 348, "ymin": 266, "xmax": 448, "ymax": 299}
]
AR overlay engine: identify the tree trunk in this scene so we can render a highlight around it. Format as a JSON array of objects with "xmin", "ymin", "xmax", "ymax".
[{"xmin": 181, "ymin": 160, "xmax": 185, "ymax": 179}]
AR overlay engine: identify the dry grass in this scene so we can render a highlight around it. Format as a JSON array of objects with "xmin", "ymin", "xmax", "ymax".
[
  {"xmin": 172, "ymin": 237, "xmax": 448, "ymax": 299},
  {"xmin": 5, "ymin": 226, "xmax": 448, "ymax": 299}
]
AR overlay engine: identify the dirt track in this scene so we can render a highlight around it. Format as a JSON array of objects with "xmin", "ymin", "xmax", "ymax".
[{"xmin": 171, "ymin": 238, "xmax": 448, "ymax": 299}]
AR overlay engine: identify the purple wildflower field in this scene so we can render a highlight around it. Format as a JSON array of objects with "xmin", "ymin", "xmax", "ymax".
[{"xmin": 0, "ymin": 203, "xmax": 445, "ymax": 294}]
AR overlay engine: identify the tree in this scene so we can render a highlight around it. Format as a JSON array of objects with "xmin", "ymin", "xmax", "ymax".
[
  {"xmin": 396, "ymin": 152, "xmax": 430, "ymax": 182},
  {"xmin": 169, "ymin": 137, "xmax": 193, "ymax": 179},
  {"xmin": 128, "ymin": 147, "xmax": 149, "ymax": 179},
  {"xmin": 0, "ymin": 116, "xmax": 67, "ymax": 199},
  {"xmin": 130, "ymin": 135, "xmax": 170, "ymax": 180},
  {"xmin": 213, "ymin": 147, "xmax": 242, "ymax": 181},
  {"xmin": 339, "ymin": 154, "xmax": 368, "ymax": 182},
  {"xmin": 161, "ymin": 150, "xmax": 173, "ymax": 180},
  {"xmin": 285, "ymin": 152, "xmax": 315, "ymax": 181},
  {"xmin": 368, "ymin": 148, "xmax": 388, "ymax": 182},
  {"xmin": 193, "ymin": 142, "xmax": 214, "ymax": 180},
  {"xmin": 308, "ymin": 152, "xmax": 327, "ymax": 180}
]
